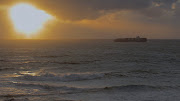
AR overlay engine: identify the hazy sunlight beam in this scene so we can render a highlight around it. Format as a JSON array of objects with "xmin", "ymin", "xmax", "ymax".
[{"xmin": 9, "ymin": 3, "xmax": 53, "ymax": 36}]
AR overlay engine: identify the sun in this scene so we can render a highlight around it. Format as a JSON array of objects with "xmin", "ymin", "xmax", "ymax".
[{"xmin": 9, "ymin": 3, "xmax": 53, "ymax": 36}]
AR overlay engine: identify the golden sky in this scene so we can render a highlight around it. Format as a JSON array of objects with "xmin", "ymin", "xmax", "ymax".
[{"xmin": 0, "ymin": 0, "xmax": 180, "ymax": 39}]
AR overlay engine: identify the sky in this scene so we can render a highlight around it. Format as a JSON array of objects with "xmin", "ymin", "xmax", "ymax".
[{"xmin": 0, "ymin": 0, "xmax": 180, "ymax": 39}]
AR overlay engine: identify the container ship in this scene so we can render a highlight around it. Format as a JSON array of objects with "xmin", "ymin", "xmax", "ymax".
[{"xmin": 114, "ymin": 36, "xmax": 147, "ymax": 42}]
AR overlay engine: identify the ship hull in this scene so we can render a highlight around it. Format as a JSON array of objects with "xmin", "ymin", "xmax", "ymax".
[{"xmin": 114, "ymin": 38, "xmax": 147, "ymax": 42}]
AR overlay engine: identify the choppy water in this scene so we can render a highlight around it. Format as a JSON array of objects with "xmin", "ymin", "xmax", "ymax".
[{"xmin": 0, "ymin": 39, "xmax": 180, "ymax": 101}]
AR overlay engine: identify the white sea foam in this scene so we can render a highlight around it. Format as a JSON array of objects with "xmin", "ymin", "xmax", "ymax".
[{"xmin": 16, "ymin": 72, "xmax": 105, "ymax": 82}]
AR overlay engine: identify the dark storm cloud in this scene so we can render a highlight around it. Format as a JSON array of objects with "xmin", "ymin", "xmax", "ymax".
[
  {"xmin": 138, "ymin": 0, "xmax": 178, "ymax": 18},
  {"xmin": 30, "ymin": 0, "xmax": 153, "ymax": 20},
  {"xmin": 153, "ymin": 0, "xmax": 177, "ymax": 7},
  {"xmin": 29, "ymin": 0, "xmax": 180, "ymax": 20},
  {"xmin": 174, "ymin": 2, "xmax": 180, "ymax": 16}
]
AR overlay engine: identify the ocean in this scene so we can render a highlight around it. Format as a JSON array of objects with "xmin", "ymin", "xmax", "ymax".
[{"xmin": 0, "ymin": 39, "xmax": 179, "ymax": 101}]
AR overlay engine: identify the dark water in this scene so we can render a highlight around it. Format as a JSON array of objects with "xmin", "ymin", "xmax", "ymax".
[{"xmin": 0, "ymin": 39, "xmax": 180, "ymax": 101}]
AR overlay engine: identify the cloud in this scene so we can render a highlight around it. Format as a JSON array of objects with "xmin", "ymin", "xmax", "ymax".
[
  {"xmin": 29, "ymin": 0, "xmax": 153, "ymax": 20},
  {"xmin": 0, "ymin": 0, "xmax": 178, "ymax": 20},
  {"xmin": 28, "ymin": 0, "xmax": 180, "ymax": 21},
  {"xmin": 0, "ymin": 0, "xmax": 180, "ymax": 39}
]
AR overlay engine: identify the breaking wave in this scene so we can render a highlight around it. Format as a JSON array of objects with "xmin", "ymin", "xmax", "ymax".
[
  {"xmin": 102, "ymin": 85, "xmax": 177, "ymax": 91},
  {"xmin": 12, "ymin": 82, "xmax": 178, "ymax": 93},
  {"xmin": 14, "ymin": 71, "xmax": 127, "ymax": 82},
  {"xmin": 15, "ymin": 72, "xmax": 104, "ymax": 82},
  {"xmin": 13, "ymin": 82, "xmax": 85, "ymax": 92}
]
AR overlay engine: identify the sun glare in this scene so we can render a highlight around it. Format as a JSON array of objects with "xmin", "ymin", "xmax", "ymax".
[{"xmin": 9, "ymin": 3, "xmax": 53, "ymax": 36}]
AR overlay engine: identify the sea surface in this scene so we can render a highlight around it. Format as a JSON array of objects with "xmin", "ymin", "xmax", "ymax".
[{"xmin": 0, "ymin": 39, "xmax": 180, "ymax": 101}]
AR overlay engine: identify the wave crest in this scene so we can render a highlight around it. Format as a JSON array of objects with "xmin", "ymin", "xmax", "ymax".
[{"xmin": 16, "ymin": 72, "xmax": 104, "ymax": 82}]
